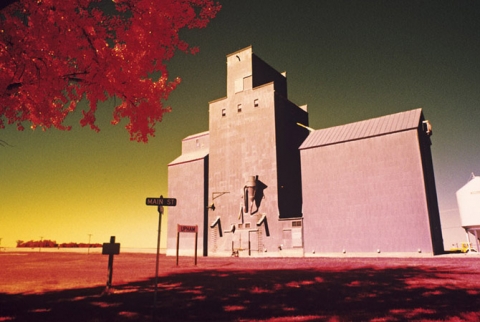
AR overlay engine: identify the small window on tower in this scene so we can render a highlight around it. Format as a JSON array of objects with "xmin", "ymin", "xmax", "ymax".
[
  {"xmin": 222, "ymin": 108, "xmax": 226, "ymax": 117},
  {"xmin": 254, "ymin": 99, "xmax": 259, "ymax": 107},
  {"xmin": 292, "ymin": 221, "xmax": 302, "ymax": 227},
  {"xmin": 245, "ymin": 223, "xmax": 251, "ymax": 229},
  {"xmin": 237, "ymin": 104, "xmax": 242, "ymax": 113}
]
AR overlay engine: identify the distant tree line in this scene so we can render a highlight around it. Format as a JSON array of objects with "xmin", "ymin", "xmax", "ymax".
[{"xmin": 16, "ymin": 239, "xmax": 102, "ymax": 248}]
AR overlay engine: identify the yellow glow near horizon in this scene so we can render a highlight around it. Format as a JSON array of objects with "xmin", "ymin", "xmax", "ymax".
[{"xmin": 2, "ymin": 1, "xmax": 480, "ymax": 251}]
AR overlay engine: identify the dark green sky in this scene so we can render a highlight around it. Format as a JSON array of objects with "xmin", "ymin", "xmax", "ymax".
[{"xmin": 1, "ymin": 1, "xmax": 479, "ymax": 249}]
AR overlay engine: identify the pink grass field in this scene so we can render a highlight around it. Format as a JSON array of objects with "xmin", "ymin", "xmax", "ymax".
[{"xmin": 1, "ymin": 252, "xmax": 480, "ymax": 321}]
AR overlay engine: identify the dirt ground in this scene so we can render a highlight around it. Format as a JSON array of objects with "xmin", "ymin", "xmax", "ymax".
[{"xmin": 1, "ymin": 252, "xmax": 480, "ymax": 321}]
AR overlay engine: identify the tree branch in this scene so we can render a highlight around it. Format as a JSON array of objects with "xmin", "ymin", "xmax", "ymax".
[
  {"xmin": 0, "ymin": 0, "xmax": 18, "ymax": 11},
  {"xmin": 6, "ymin": 83, "xmax": 21, "ymax": 91},
  {"xmin": 0, "ymin": 140, "xmax": 14, "ymax": 147}
]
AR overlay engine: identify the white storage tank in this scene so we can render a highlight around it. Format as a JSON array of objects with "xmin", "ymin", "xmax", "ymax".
[{"xmin": 456, "ymin": 175, "xmax": 480, "ymax": 229}]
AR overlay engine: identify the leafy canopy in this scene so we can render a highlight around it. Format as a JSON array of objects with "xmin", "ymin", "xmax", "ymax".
[{"xmin": 0, "ymin": 0, "xmax": 220, "ymax": 142}]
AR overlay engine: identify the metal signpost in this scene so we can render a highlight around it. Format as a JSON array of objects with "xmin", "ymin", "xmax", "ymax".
[{"xmin": 146, "ymin": 195, "xmax": 177, "ymax": 321}]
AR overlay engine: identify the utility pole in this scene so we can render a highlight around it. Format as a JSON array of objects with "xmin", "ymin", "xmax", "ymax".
[{"xmin": 88, "ymin": 234, "xmax": 93, "ymax": 254}]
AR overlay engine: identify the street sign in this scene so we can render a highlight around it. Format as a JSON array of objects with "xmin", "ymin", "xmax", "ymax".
[
  {"xmin": 177, "ymin": 224, "xmax": 198, "ymax": 233},
  {"xmin": 176, "ymin": 225, "xmax": 198, "ymax": 266},
  {"xmin": 102, "ymin": 242, "xmax": 120, "ymax": 255},
  {"xmin": 146, "ymin": 197, "xmax": 177, "ymax": 206}
]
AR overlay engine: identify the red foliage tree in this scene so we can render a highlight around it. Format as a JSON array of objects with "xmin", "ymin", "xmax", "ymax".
[{"xmin": 0, "ymin": 0, "xmax": 220, "ymax": 142}]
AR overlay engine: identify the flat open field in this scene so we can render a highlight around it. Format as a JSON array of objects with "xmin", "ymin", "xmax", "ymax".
[{"xmin": 1, "ymin": 252, "xmax": 480, "ymax": 321}]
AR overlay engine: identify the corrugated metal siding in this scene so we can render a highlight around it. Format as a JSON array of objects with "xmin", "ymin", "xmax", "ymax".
[
  {"xmin": 301, "ymin": 124, "xmax": 435, "ymax": 253},
  {"xmin": 300, "ymin": 108, "xmax": 422, "ymax": 150}
]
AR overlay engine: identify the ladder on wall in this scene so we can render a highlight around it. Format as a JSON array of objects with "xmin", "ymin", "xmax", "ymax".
[{"xmin": 210, "ymin": 227, "xmax": 218, "ymax": 253}]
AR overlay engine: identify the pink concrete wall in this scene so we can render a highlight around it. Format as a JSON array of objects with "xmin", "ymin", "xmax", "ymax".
[
  {"xmin": 167, "ymin": 158, "xmax": 207, "ymax": 256},
  {"xmin": 208, "ymin": 83, "xmax": 280, "ymax": 254},
  {"xmin": 205, "ymin": 46, "xmax": 310, "ymax": 255},
  {"xmin": 301, "ymin": 129, "xmax": 435, "ymax": 254}
]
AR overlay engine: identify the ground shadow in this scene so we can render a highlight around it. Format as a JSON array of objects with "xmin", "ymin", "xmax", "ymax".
[{"xmin": 1, "ymin": 265, "xmax": 480, "ymax": 321}]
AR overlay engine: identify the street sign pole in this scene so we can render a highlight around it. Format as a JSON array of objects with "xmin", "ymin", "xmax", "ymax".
[
  {"xmin": 146, "ymin": 195, "xmax": 176, "ymax": 321},
  {"xmin": 153, "ymin": 203, "xmax": 163, "ymax": 321}
]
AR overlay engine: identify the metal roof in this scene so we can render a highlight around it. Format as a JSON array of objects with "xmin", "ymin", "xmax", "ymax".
[
  {"xmin": 168, "ymin": 149, "xmax": 209, "ymax": 166},
  {"xmin": 168, "ymin": 131, "xmax": 210, "ymax": 166},
  {"xmin": 299, "ymin": 108, "xmax": 423, "ymax": 150},
  {"xmin": 183, "ymin": 131, "xmax": 209, "ymax": 141}
]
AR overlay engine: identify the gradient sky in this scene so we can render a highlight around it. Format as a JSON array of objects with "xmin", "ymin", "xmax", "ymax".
[{"xmin": 1, "ymin": 0, "xmax": 479, "ymax": 250}]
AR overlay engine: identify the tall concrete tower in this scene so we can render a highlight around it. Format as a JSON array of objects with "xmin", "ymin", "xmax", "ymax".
[{"xmin": 207, "ymin": 46, "xmax": 309, "ymax": 256}]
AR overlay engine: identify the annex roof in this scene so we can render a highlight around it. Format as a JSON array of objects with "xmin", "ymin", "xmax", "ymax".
[
  {"xmin": 299, "ymin": 108, "xmax": 423, "ymax": 150},
  {"xmin": 183, "ymin": 131, "xmax": 209, "ymax": 141},
  {"xmin": 168, "ymin": 149, "xmax": 209, "ymax": 166},
  {"xmin": 169, "ymin": 131, "xmax": 209, "ymax": 166}
]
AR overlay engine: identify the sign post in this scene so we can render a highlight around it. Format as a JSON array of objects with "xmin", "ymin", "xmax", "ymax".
[
  {"xmin": 176, "ymin": 224, "xmax": 198, "ymax": 266},
  {"xmin": 102, "ymin": 236, "xmax": 120, "ymax": 293},
  {"xmin": 146, "ymin": 195, "xmax": 176, "ymax": 320}
]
